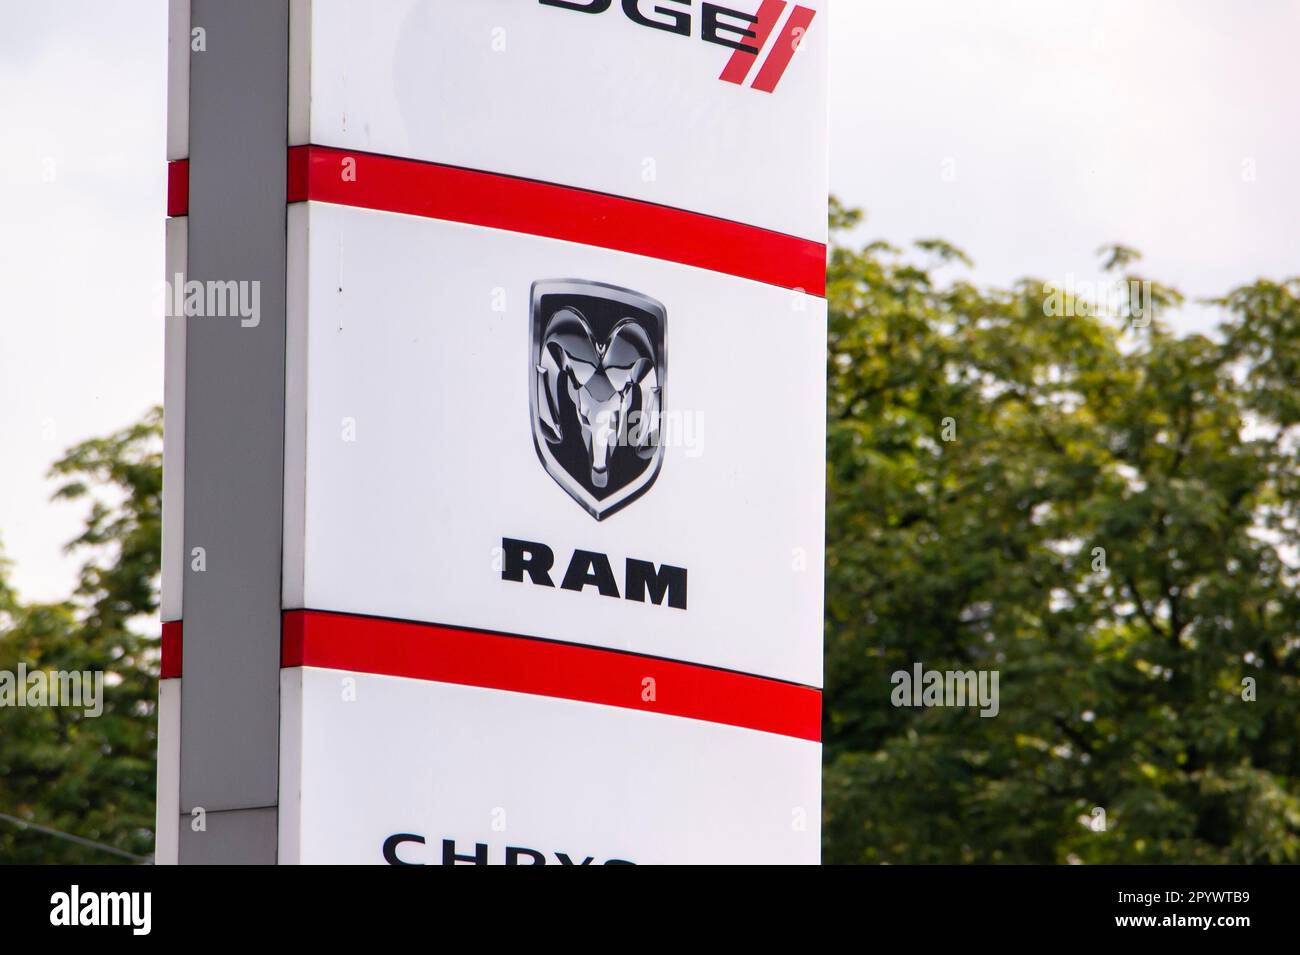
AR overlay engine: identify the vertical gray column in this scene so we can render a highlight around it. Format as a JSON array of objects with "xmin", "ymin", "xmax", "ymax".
[{"xmin": 179, "ymin": 0, "xmax": 289, "ymax": 864}]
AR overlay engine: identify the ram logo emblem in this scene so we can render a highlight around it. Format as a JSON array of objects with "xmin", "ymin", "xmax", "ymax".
[{"xmin": 530, "ymin": 280, "xmax": 666, "ymax": 520}]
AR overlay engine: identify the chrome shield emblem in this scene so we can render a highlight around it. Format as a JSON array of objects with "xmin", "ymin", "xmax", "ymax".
[{"xmin": 530, "ymin": 280, "xmax": 666, "ymax": 520}]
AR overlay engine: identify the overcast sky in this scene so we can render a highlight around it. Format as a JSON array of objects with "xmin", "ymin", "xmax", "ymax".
[{"xmin": 1, "ymin": 0, "xmax": 1297, "ymax": 603}]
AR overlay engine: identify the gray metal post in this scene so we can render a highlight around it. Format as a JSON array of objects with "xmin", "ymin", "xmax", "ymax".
[{"xmin": 178, "ymin": 0, "xmax": 289, "ymax": 864}]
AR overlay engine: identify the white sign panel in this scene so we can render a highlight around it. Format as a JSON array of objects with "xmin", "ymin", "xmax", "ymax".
[
  {"xmin": 293, "ymin": 0, "xmax": 829, "ymax": 240},
  {"xmin": 278, "ymin": 0, "xmax": 828, "ymax": 863},
  {"xmin": 285, "ymin": 202, "xmax": 825, "ymax": 685},
  {"xmin": 280, "ymin": 669, "xmax": 821, "ymax": 864}
]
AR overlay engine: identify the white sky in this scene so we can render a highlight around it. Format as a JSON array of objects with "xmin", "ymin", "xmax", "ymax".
[{"xmin": 1, "ymin": 0, "xmax": 1297, "ymax": 603}]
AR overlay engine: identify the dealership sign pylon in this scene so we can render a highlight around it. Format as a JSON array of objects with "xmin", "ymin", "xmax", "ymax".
[{"xmin": 157, "ymin": 0, "xmax": 828, "ymax": 864}]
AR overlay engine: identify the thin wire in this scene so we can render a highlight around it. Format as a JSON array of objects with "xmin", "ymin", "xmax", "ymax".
[{"xmin": 0, "ymin": 810, "xmax": 149, "ymax": 863}]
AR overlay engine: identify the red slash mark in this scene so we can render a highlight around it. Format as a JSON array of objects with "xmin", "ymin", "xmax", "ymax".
[
  {"xmin": 719, "ymin": 1, "xmax": 816, "ymax": 94},
  {"xmin": 751, "ymin": 5, "xmax": 817, "ymax": 93},
  {"xmin": 719, "ymin": 0, "xmax": 787, "ymax": 86}
]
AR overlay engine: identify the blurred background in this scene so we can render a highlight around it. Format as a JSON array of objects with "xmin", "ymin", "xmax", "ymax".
[{"xmin": 1, "ymin": 0, "xmax": 1297, "ymax": 862}]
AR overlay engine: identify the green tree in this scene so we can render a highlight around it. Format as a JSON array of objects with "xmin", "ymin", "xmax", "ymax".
[
  {"xmin": 0, "ymin": 409, "xmax": 161, "ymax": 863},
  {"xmin": 823, "ymin": 200, "xmax": 1300, "ymax": 863}
]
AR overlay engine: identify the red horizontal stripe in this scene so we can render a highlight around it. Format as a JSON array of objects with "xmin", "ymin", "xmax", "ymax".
[
  {"xmin": 161, "ymin": 621, "xmax": 183, "ymax": 679},
  {"xmin": 282, "ymin": 610, "xmax": 821, "ymax": 742},
  {"xmin": 288, "ymin": 145, "xmax": 826, "ymax": 296},
  {"xmin": 167, "ymin": 160, "xmax": 189, "ymax": 217},
  {"xmin": 286, "ymin": 143, "xmax": 309, "ymax": 205},
  {"xmin": 167, "ymin": 148, "xmax": 825, "ymax": 294}
]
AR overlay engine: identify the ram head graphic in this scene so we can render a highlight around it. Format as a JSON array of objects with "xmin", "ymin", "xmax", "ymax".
[{"xmin": 529, "ymin": 281, "xmax": 667, "ymax": 520}]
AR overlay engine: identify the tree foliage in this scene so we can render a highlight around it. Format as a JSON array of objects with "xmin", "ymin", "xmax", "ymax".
[
  {"xmin": 824, "ymin": 199, "xmax": 1300, "ymax": 863},
  {"xmin": 0, "ymin": 409, "xmax": 161, "ymax": 863}
]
